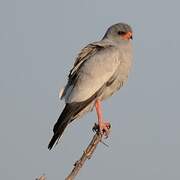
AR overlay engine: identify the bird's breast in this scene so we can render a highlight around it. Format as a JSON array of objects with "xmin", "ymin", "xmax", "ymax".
[{"xmin": 100, "ymin": 45, "xmax": 133, "ymax": 100}]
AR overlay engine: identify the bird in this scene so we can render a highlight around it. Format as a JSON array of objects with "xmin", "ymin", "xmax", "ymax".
[{"xmin": 48, "ymin": 23, "xmax": 133, "ymax": 150}]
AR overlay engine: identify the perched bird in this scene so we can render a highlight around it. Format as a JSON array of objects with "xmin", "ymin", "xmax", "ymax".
[{"xmin": 48, "ymin": 23, "xmax": 133, "ymax": 150}]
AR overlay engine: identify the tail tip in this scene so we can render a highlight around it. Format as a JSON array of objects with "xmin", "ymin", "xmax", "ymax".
[
  {"xmin": 48, "ymin": 135, "xmax": 57, "ymax": 150},
  {"xmin": 48, "ymin": 144, "xmax": 53, "ymax": 150}
]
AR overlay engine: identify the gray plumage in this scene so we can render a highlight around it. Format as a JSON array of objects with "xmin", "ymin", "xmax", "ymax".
[{"xmin": 48, "ymin": 23, "xmax": 133, "ymax": 149}]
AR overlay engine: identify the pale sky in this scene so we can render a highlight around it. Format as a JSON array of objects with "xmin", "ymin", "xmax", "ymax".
[{"xmin": 0, "ymin": 0, "xmax": 180, "ymax": 179}]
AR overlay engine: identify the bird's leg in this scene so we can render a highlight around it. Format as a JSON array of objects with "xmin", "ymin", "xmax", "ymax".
[{"xmin": 95, "ymin": 99, "xmax": 110, "ymax": 137}]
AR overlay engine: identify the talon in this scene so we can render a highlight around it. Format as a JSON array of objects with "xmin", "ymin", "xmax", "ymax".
[{"xmin": 99, "ymin": 121, "xmax": 110, "ymax": 137}]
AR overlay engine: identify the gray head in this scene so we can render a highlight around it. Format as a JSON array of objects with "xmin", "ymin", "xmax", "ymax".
[{"xmin": 103, "ymin": 23, "xmax": 133, "ymax": 41}]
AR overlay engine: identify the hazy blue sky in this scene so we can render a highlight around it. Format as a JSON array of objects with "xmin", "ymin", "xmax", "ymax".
[{"xmin": 0, "ymin": 0, "xmax": 180, "ymax": 179}]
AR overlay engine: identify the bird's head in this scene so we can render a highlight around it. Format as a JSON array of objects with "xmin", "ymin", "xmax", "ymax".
[{"xmin": 103, "ymin": 23, "xmax": 133, "ymax": 42}]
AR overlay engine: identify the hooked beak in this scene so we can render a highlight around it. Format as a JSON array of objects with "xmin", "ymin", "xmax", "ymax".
[{"xmin": 122, "ymin": 31, "xmax": 133, "ymax": 40}]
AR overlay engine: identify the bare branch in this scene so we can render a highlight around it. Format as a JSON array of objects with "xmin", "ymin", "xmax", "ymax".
[
  {"xmin": 35, "ymin": 175, "xmax": 46, "ymax": 180},
  {"xmin": 65, "ymin": 123, "xmax": 110, "ymax": 180}
]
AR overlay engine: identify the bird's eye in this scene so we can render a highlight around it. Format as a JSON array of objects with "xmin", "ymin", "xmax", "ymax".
[{"xmin": 117, "ymin": 31, "xmax": 126, "ymax": 35}]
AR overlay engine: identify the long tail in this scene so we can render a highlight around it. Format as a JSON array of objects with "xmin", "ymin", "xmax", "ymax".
[
  {"xmin": 48, "ymin": 104, "xmax": 75, "ymax": 150},
  {"xmin": 48, "ymin": 87, "xmax": 104, "ymax": 150}
]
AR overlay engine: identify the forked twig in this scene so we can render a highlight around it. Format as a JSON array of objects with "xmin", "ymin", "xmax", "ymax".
[{"xmin": 65, "ymin": 123, "xmax": 110, "ymax": 180}]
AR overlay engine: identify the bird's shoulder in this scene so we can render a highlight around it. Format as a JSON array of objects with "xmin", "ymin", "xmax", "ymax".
[{"xmin": 69, "ymin": 40, "xmax": 114, "ymax": 78}]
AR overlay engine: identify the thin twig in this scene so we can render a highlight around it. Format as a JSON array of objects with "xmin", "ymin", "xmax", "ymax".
[
  {"xmin": 35, "ymin": 175, "xmax": 46, "ymax": 180},
  {"xmin": 65, "ymin": 123, "xmax": 110, "ymax": 180}
]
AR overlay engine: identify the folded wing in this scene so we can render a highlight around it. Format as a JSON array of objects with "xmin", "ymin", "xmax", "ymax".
[{"xmin": 62, "ymin": 41, "xmax": 121, "ymax": 103}]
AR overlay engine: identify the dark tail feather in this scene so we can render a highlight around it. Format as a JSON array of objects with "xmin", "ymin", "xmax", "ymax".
[
  {"xmin": 48, "ymin": 133, "xmax": 58, "ymax": 150},
  {"xmin": 48, "ymin": 87, "xmax": 104, "ymax": 150},
  {"xmin": 48, "ymin": 104, "xmax": 74, "ymax": 150},
  {"xmin": 48, "ymin": 121, "xmax": 68, "ymax": 150}
]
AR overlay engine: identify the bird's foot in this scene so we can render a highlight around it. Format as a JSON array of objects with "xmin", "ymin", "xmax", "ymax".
[{"xmin": 99, "ymin": 121, "xmax": 111, "ymax": 138}]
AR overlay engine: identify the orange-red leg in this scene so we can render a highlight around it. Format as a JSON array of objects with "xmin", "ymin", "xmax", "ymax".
[{"xmin": 95, "ymin": 99, "xmax": 110, "ymax": 136}]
